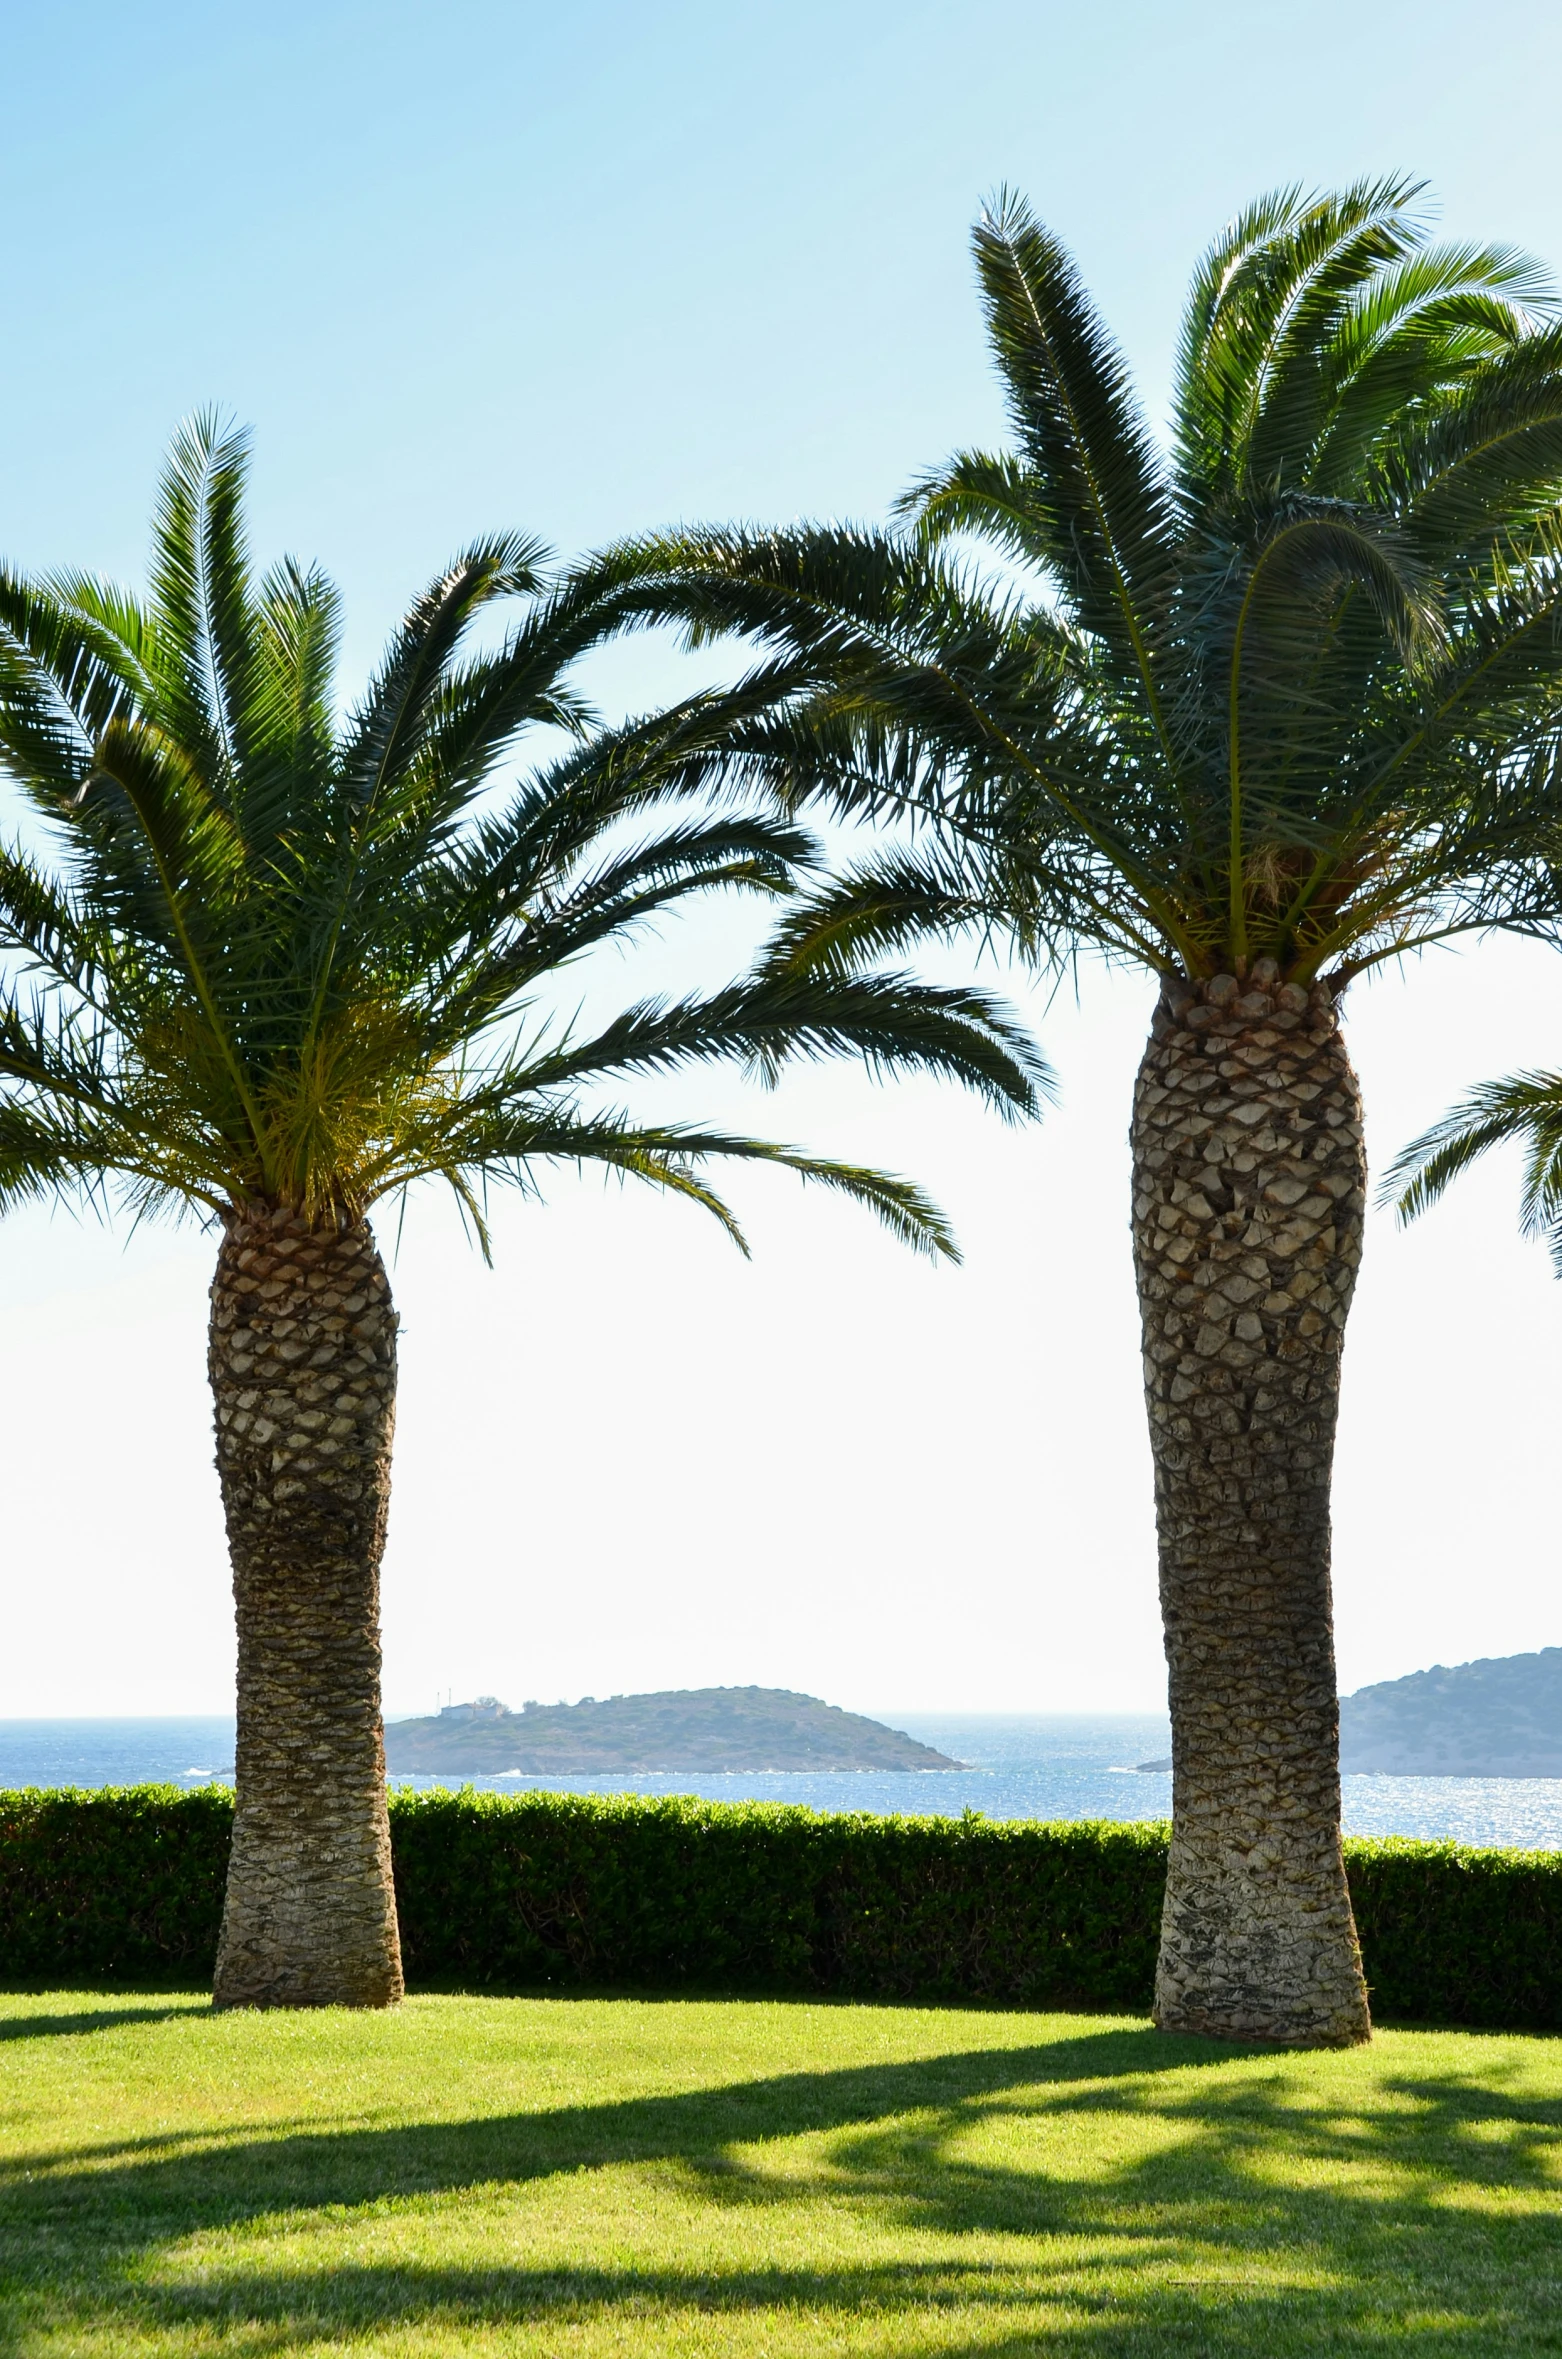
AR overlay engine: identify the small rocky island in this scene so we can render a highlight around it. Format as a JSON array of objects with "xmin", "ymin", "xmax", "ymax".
[{"xmin": 384, "ymin": 1687, "xmax": 961, "ymax": 1774}]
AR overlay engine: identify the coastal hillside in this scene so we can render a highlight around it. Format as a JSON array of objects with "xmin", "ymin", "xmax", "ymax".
[
  {"xmin": 384, "ymin": 1687, "xmax": 961, "ymax": 1773},
  {"xmin": 1338, "ymin": 1648, "xmax": 1562, "ymax": 1777}
]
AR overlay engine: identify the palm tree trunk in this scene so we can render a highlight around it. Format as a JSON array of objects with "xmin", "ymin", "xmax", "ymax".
[
  {"xmin": 208, "ymin": 1203, "xmax": 403, "ymax": 2009},
  {"xmin": 1132, "ymin": 969, "xmax": 1371, "ymax": 2046}
]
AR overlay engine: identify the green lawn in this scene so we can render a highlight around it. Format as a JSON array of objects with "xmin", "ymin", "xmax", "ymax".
[{"xmin": 2, "ymin": 1990, "xmax": 1560, "ymax": 2354}]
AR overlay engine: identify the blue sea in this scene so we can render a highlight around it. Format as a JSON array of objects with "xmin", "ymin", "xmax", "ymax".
[{"xmin": 6, "ymin": 1712, "xmax": 1562, "ymax": 1850}]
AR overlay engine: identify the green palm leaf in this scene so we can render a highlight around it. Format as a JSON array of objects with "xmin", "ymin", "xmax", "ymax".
[{"xmin": 1387, "ymin": 1072, "xmax": 1562, "ymax": 1269}]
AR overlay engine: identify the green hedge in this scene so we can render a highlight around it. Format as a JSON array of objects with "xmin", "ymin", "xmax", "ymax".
[
  {"xmin": 0, "ymin": 1786, "xmax": 234, "ymax": 1981},
  {"xmin": 390, "ymin": 1792, "xmax": 1166, "ymax": 2006},
  {"xmin": 0, "ymin": 1786, "xmax": 1558, "ymax": 2029}
]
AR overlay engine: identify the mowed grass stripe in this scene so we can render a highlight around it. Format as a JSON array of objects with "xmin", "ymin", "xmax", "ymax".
[{"xmin": 2, "ymin": 1990, "xmax": 1560, "ymax": 2353}]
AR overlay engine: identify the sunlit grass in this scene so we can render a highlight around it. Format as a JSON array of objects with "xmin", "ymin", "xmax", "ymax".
[{"xmin": 3, "ymin": 1989, "xmax": 1560, "ymax": 2353}]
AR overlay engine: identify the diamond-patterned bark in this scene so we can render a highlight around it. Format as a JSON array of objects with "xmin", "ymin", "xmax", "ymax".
[
  {"xmin": 209, "ymin": 1203, "xmax": 403, "ymax": 2009},
  {"xmin": 1133, "ymin": 966, "xmax": 1371, "ymax": 2045}
]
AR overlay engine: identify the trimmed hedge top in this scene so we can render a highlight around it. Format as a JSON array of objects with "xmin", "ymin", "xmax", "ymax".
[{"xmin": 0, "ymin": 1785, "xmax": 1557, "ymax": 2030}]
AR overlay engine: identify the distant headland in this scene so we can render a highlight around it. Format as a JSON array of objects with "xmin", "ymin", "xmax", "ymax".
[
  {"xmin": 384, "ymin": 1686, "xmax": 963, "ymax": 1774},
  {"xmin": 1134, "ymin": 1646, "xmax": 1562, "ymax": 1780},
  {"xmin": 1337, "ymin": 1647, "xmax": 1562, "ymax": 1778}
]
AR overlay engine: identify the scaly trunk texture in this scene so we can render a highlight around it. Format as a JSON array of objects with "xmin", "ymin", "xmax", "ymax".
[
  {"xmin": 1133, "ymin": 968, "xmax": 1372, "ymax": 2046},
  {"xmin": 209, "ymin": 1203, "xmax": 403, "ymax": 2010}
]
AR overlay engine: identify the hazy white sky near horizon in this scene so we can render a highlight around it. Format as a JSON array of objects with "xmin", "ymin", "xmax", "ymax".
[{"xmin": 2, "ymin": 0, "xmax": 1561, "ymax": 1719}]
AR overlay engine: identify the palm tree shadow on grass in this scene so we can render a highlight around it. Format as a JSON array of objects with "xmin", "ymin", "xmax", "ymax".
[
  {"xmin": 0, "ymin": 2001, "xmax": 207, "ymax": 2043},
  {"xmin": 5, "ymin": 2025, "xmax": 1561, "ymax": 2354}
]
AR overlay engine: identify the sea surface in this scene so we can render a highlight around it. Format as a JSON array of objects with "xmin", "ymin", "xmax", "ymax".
[{"xmin": 6, "ymin": 1712, "xmax": 1562, "ymax": 1849}]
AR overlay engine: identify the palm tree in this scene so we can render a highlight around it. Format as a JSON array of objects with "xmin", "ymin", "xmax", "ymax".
[
  {"xmin": 0, "ymin": 416, "xmax": 1047, "ymax": 2010},
  {"xmin": 606, "ymin": 180, "xmax": 1562, "ymax": 2042}
]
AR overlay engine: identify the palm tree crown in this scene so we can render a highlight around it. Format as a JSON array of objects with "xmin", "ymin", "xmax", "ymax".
[
  {"xmin": 613, "ymin": 177, "xmax": 1562, "ymax": 986},
  {"xmin": 0, "ymin": 416, "xmax": 1045, "ymax": 1249}
]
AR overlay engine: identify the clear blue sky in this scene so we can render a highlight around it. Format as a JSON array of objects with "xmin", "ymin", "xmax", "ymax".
[
  {"xmin": 10, "ymin": 0, "xmax": 1562, "ymax": 645},
  {"xmin": 4, "ymin": 0, "xmax": 1562, "ymax": 1718}
]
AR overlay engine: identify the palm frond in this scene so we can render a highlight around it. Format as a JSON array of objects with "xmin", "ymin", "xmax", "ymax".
[
  {"xmin": 421, "ymin": 812, "xmax": 811, "ymax": 1043},
  {"xmin": 0, "ymin": 571, "xmax": 147, "ymax": 796},
  {"xmin": 1306, "ymin": 243, "xmax": 1553, "ymax": 491},
  {"xmin": 246, "ymin": 559, "xmax": 343, "ymax": 811},
  {"xmin": 1385, "ymin": 327, "xmax": 1562, "ymax": 561},
  {"xmin": 897, "ymin": 448, "xmax": 1060, "ymax": 578},
  {"xmin": 1386, "ymin": 1071, "xmax": 1562, "ymax": 1269},
  {"xmin": 337, "ymin": 533, "xmax": 550, "ymax": 820},
  {"xmin": 1174, "ymin": 176, "xmax": 1425, "ymax": 498},
  {"xmin": 511, "ymin": 966, "xmax": 1049, "ymax": 1121},
  {"xmin": 754, "ymin": 849, "xmax": 1002, "ymax": 977},
  {"xmin": 961, "ymin": 189, "xmax": 1182, "ymax": 741},
  {"xmin": 144, "ymin": 410, "xmax": 256, "ymax": 786},
  {"xmin": 396, "ymin": 1108, "xmax": 963, "ymax": 1261}
]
